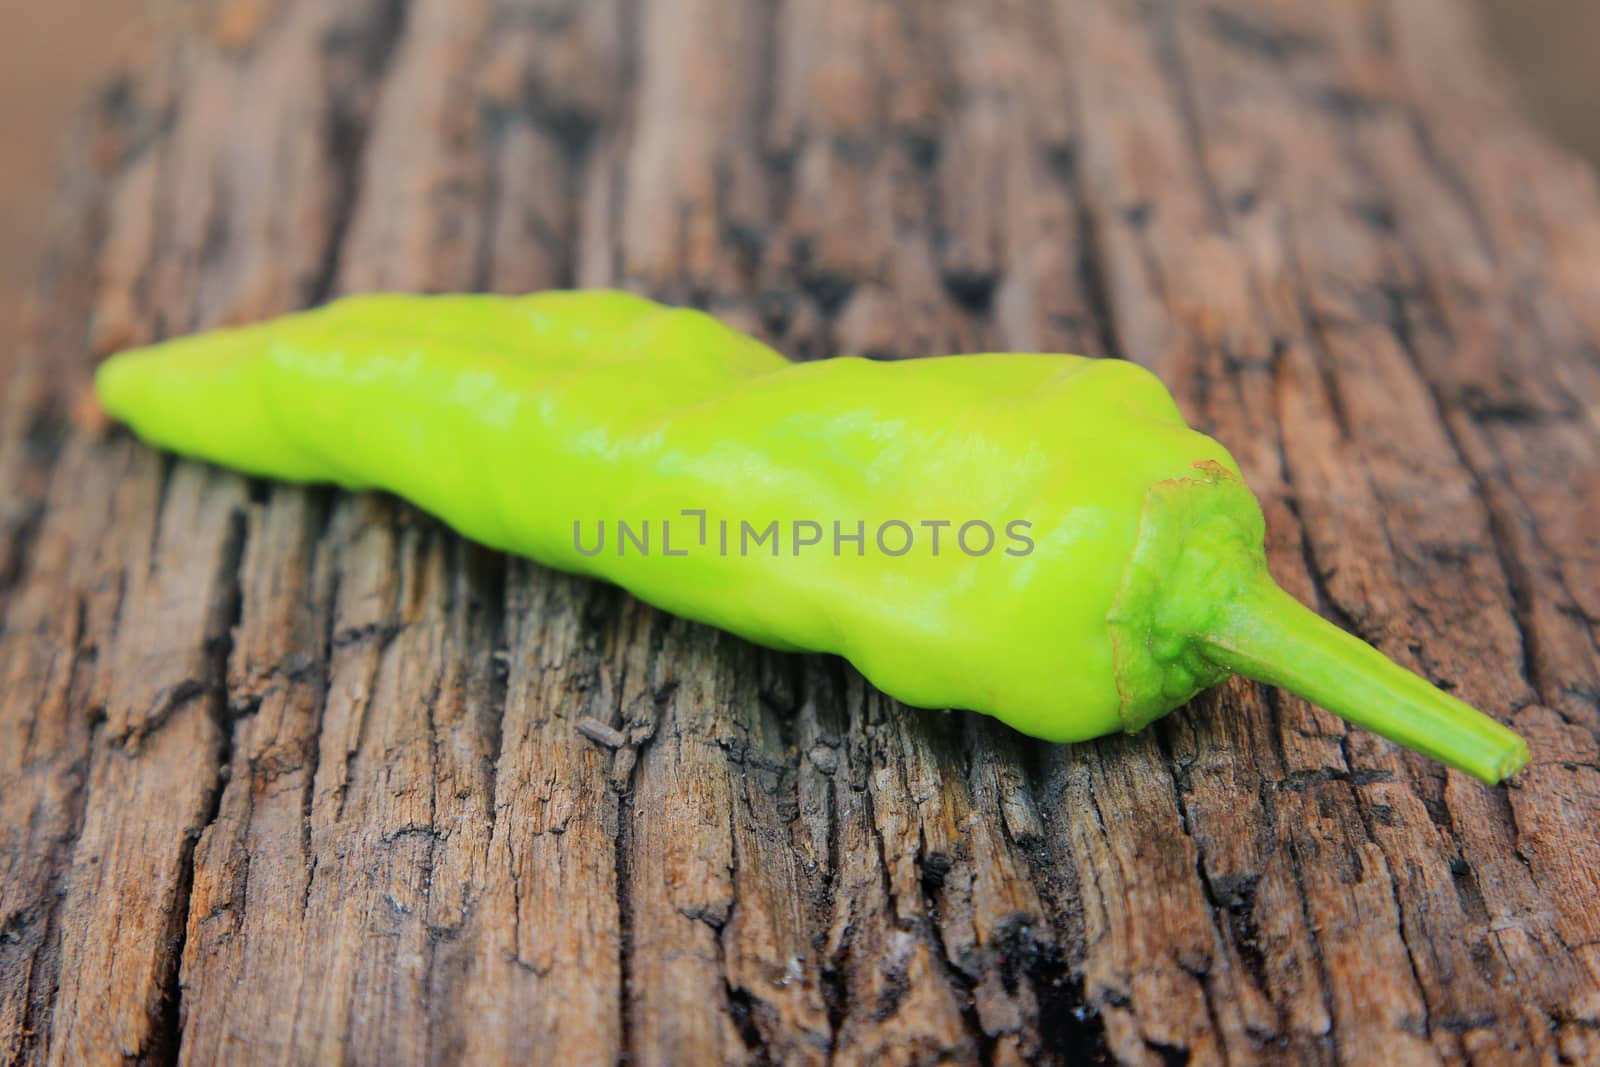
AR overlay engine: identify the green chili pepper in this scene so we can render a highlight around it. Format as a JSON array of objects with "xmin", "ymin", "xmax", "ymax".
[{"xmin": 94, "ymin": 290, "xmax": 1530, "ymax": 783}]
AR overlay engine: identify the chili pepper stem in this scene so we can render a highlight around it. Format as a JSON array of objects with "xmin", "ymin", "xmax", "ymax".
[{"xmin": 1202, "ymin": 581, "xmax": 1530, "ymax": 784}]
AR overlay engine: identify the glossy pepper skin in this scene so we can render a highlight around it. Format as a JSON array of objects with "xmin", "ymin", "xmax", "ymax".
[{"xmin": 95, "ymin": 290, "xmax": 1531, "ymax": 783}]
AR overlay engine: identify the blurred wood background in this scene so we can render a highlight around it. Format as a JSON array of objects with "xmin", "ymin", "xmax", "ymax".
[
  {"xmin": 2, "ymin": 1, "xmax": 1598, "ymax": 351},
  {"xmin": 2, "ymin": 1, "xmax": 1599, "ymax": 1065}
]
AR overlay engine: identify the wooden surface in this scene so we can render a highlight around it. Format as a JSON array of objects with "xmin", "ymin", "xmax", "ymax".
[{"xmin": 3, "ymin": 1, "xmax": 1599, "ymax": 1064}]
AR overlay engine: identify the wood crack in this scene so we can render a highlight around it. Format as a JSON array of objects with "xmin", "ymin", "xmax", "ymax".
[
  {"xmin": 1052, "ymin": 140, "xmax": 1127, "ymax": 363},
  {"xmin": 1374, "ymin": 282, "xmax": 1546, "ymax": 707},
  {"xmin": 1148, "ymin": 0, "xmax": 1229, "ymax": 233},
  {"xmin": 301, "ymin": 497, "xmax": 339, "ymax": 920},
  {"xmin": 156, "ymin": 499, "xmax": 249, "ymax": 1066},
  {"xmin": 309, "ymin": 0, "xmax": 412, "ymax": 305}
]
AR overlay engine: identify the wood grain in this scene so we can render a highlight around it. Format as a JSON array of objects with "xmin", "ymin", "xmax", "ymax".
[{"xmin": 2, "ymin": 1, "xmax": 1598, "ymax": 1064}]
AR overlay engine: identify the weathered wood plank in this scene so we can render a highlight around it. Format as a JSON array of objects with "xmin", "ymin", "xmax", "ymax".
[{"xmin": 2, "ymin": 0, "xmax": 1598, "ymax": 1064}]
